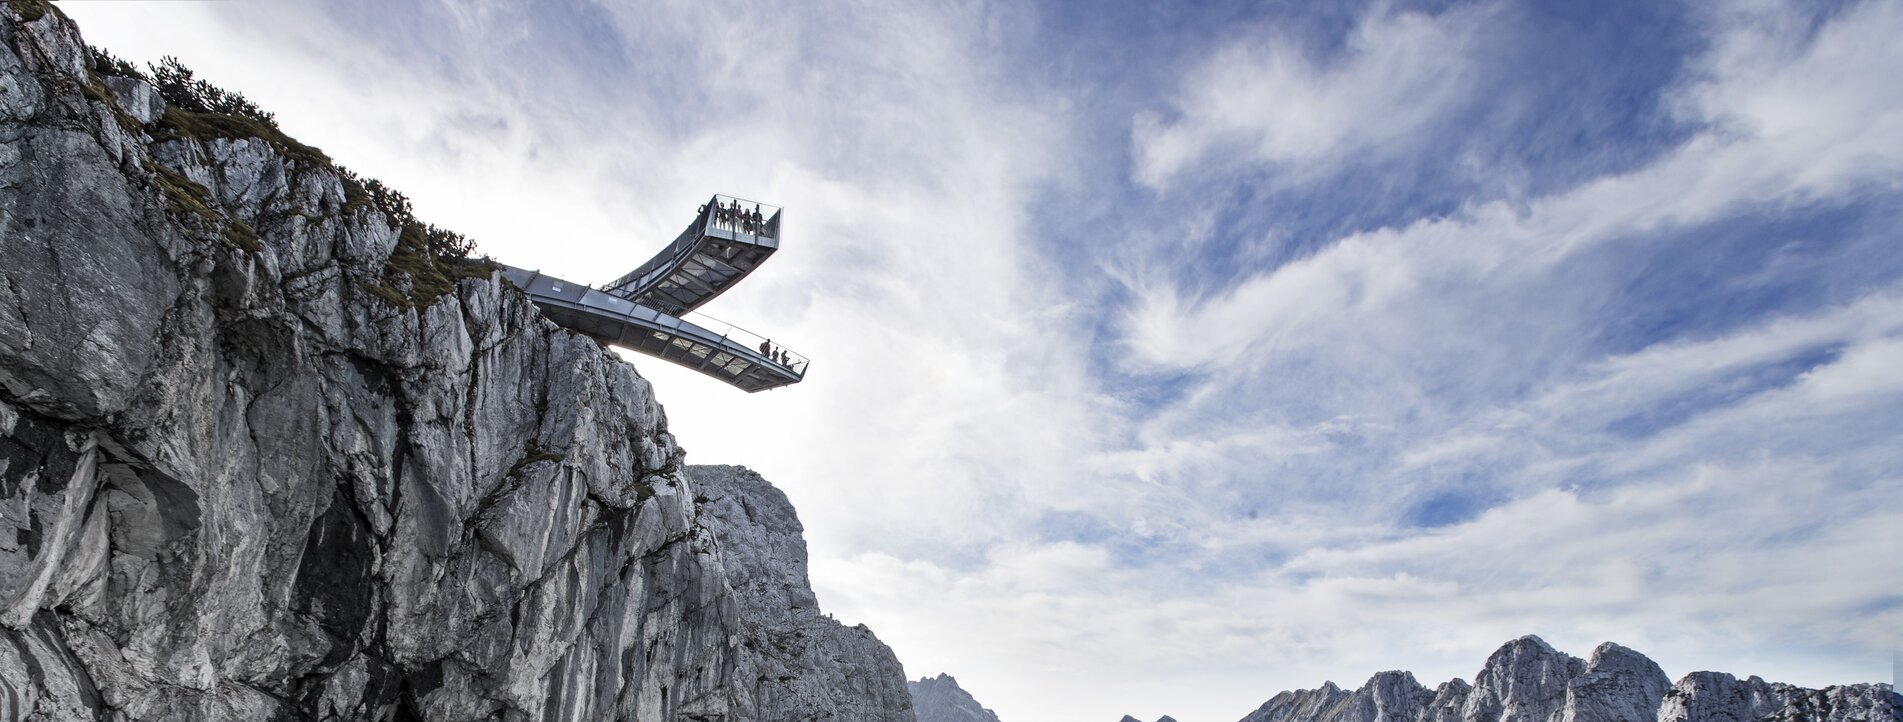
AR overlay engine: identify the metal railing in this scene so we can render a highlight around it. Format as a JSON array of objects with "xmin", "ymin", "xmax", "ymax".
[
  {"xmin": 705, "ymin": 194, "xmax": 781, "ymax": 240},
  {"xmin": 602, "ymin": 194, "xmax": 783, "ymax": 299},
  {"xmin": 679, "ymin": 309, "xmax": 809, "ymax": 376},
  {"xmin": 500, "ymin": 266, "xmax": 808, "ymax": 379}
]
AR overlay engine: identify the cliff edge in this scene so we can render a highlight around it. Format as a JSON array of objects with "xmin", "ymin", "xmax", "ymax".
[{"xmin": 0, "ymin": 5, "xmax": 906, "ymax": 721}]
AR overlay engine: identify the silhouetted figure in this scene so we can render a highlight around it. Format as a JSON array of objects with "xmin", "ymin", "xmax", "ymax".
[{"xmin": 759, "ymin": 339, "xmax": 771, "ymax": 356}]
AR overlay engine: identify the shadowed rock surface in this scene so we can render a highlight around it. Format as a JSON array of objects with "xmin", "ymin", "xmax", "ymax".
[
  {"xmin": 1235, "ymin": 637, "xmax": 1892, "ymax": 722},
  {"xmin": 0, "ymin": 6, "xmax": 908, "ymax": 721},
  {"xmin": 1241, "ymin": 673, "xmax": 1432, "ymax": 722},
  {"xmin": 909, "ymin": 673, "xmax": 1002, "ymax": 722}
]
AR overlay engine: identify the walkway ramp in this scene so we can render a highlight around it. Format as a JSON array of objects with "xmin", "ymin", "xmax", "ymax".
[
  {"xmin": 500, "ymin": 267, "xmax": 807, "ymax": 392},
  {"xmin": 601, "ymin": 195, "xmax": 782, "ymax": 316}
]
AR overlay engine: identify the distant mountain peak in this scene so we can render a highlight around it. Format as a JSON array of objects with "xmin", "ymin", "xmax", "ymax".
[{"xmin": 1238, "ymin": 636, "xmax": 1893, "ymax": 722}]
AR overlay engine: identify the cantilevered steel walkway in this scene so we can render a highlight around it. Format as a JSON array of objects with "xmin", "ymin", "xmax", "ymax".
[
  {"xmin": 601, "ymin": 197, "xmax": 782, "ymax": 316},
  {"xmin": 500, "ymin": 195, "xmax": 807, "ymax": 392}
]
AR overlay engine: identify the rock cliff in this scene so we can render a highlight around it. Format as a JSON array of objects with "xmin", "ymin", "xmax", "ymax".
[
  {"xmin": 691, "ymin": 465, "xmax": 913, "ymax": 722},
  {"xmin": 908, "ymin": 673, "xmax": 1000, "ymax": 722},
  {"xmin": 0, "ymin": 5, "xmax": 907, "ymax": 721},
  {"xmin": 1236, "ymin": 637, "xmax": 1892, "ymax": 722}
]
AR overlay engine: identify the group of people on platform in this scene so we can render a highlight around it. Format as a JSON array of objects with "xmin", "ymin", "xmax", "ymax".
[
  {"xmin": 757, "ymin": 340, "xmax": 796, "ymax": 368},
  {"xmin": 703, "ymin": 199, "xmax": 771, "ymax": 236}
]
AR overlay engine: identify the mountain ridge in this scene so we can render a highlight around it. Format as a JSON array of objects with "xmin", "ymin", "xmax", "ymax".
[{"xmin": 1237, "ymin": 636, "xmax": 1893, "ymax": 722}]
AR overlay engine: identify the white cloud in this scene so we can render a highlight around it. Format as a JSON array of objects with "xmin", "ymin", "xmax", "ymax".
[
  {"xmin": 1133, "ymin": 3, "xmax": 1494, "ymax": 188},
  {"xmin": 64, "ymin": 0, "xmax": 1112, "ymax": 547},
  {"xmin": 1385, "ymin": 291, "xmax": 1903, "ymax": 487},
  {"xmin": 59, "ymin": 1, "xmax": 1903, "ymax": 721},
  {"xmin": 833, "ymin": 453, "xmax": 1897, "ymax": 720},
  {"xmin": 1120, "ymin": 0, "xmax": 1903, "ymax": 381}
]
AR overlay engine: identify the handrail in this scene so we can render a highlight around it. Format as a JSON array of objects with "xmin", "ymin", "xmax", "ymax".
[
  {"xmin": 705, "ymin": 194, "xmax": 782, "ymax": 239},
  {"xmin": 499, "ymin": 266, "xmax": 808, "ymax": 379},
  {"xmin": 495, "ymin": 192, "xmax": 803, "ymax": 392},
  {"xmin": 681, "ymin": 309, "xmax": 809, "ymax": 375},
  {"xmin": 602, "ymin": 195, "xmax": 783, "ymax": 299},
  {"xmin": 601, "ymin": 206, "xmax": 709, "ymax": 296}
]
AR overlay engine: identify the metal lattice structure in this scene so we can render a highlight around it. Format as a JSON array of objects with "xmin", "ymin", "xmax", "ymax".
[
  {"xmin": 500, "ymin": 196, "xmax": 806, "ymax": 392},
  {"xmin": 602, "ymin": 195, "xmax": 782, "ymax": 316}
]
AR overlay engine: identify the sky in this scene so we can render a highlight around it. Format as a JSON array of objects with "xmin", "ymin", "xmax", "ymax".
[{"xmin": 59, "ymin": 1, "xmax": 1902, "ymax": 720}]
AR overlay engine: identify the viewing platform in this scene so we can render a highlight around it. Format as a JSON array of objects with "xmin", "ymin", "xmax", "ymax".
[
  {"xmin": 602, "ymin": 195, "xmax": 782, "ymax": 316},
  {"xmin": 499, "ymin": 195, "xmax": 806, "ymax": 392}
]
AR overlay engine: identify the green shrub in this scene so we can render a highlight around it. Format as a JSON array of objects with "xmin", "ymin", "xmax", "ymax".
[
  {"xmin": 142, "ymin": 160, "xmax": 262, "ymax": 253},
  {"xmin": 7, "ymin": 0, "xmax": 52, "ymax": 22},
  {"xmin": 85, "ymin": 45, "xmax": 145, "ymax": 82},
  {"xmin": 148, "ymin": 56, "xmax": 278, "ymax": 129},
  {"xmin": 103, "ymin": 55, "xmax": 495, "ymax": 308},
  {"xmin": 336, "ymin": 168, "xmax": 495, "ymax": 308}
]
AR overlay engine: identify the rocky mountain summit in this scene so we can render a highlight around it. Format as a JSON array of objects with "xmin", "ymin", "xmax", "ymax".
[
  {"xmin": 1239, "ymin": 636, "xmax": 1893, "ymax": 722},
  {"xmin": 0, "ymin": 5, "xmax": 908, "ymax": 721},
  {"xmin": 909, "ymin": 673, "xmax": 1003, "ymax": 722}
]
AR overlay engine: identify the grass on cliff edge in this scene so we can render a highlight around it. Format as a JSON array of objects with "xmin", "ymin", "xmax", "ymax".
[
  {"xmin": 7, "ymin": 0, "xmax": 51, "ymax": 22},
  {"xmin": 86, "ymin": 48, "xmax": 495, "ymax": 310}
]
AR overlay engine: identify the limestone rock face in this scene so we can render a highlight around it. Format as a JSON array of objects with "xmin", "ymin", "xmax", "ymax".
[
  {"xmin": 1356, "ymin": 671, "xmax": 1432, "ymax": 722},
  {"xmin": 1656, "ymin": 672, "xmax": 1896, "ymax": 722},
  {"xmin": 692, "ymin": 465, "xmax": 914, "ymax": 722},
  {"xmin": 99, "ymin": 75, "xmax": 159, "ymax": 125},
  {"xmin": 1561, "ymin": 643, "xmax": 1670, "ymax": 722},
  {"xmin": 1240, "ymin": 682, "xmax": 1352, "ymax": 722},
  {"xmin": 1241, "ymin": 673, "xmax": 1430, "ymax": 722},
  {"xmin": 1463, "ymin": 636, "xmax": 1588, "ymax": 722},
  {"xmin": 0, "ymin": 7, "xmax": 907, "ymax": 722},
  {"xmin": 1234, "ymin": 638, "xmax": 1892, "ymax": 722},
  {"xmin": 1420, "ymin": 680, "xmax": 1474, "ymax": 722},
  {"xmin": 909, "ymin": 673, "xmax": 1003, "ymax": 722}
]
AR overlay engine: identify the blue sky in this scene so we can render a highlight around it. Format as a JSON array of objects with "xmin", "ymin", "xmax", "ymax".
[{"xmin": 64, "ymin": 1, "xmax": 1901, "ymax": 720}]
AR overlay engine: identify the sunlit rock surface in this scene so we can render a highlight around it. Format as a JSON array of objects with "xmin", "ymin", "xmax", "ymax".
[{"xmin": 0, "ymin": 6, "xmax": 907, "ymax": 721}]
